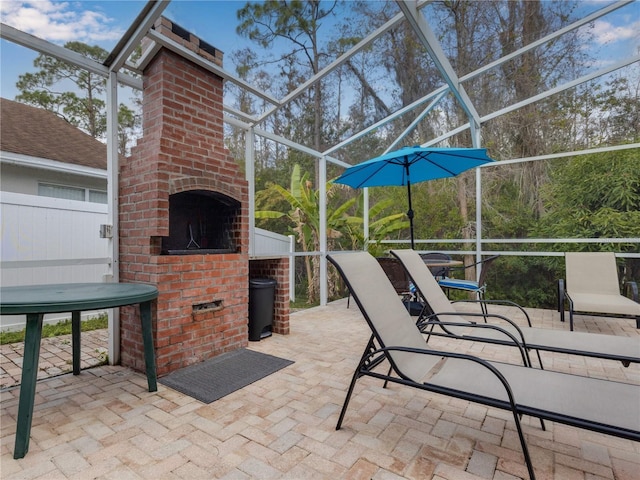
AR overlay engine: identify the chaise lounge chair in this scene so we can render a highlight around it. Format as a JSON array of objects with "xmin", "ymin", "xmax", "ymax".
[
  {"xmin": 327, "ymin": 251, "xmax": 639, "ymax": 480},
  {"xmin": 347, "ymin": 257, "xmax": 412, "ymax": 309},
  {"xmin": 558, "ymin": 251, "xmax": 640, "ymax": 331},
  {"xmin": 390, "ymin": 248, "xmax": 640, "ymax": 368}
]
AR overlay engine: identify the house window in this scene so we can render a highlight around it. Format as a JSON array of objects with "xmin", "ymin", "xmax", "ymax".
[
  {"xmin": 38, "ymin": 183, "xmax": 107, "ymax": 204},
  {"xmin": 88, "ymin": 190, "xmax": 108, "ymax": 204}
]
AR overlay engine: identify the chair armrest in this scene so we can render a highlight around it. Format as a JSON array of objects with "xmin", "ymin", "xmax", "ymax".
[
  {"xmin": 418, "ymin": 312, "xmax": 532, "ymax": 366},
  {"xmin": 423, "ymin": 310, "xmax": 528, "ymax": 343},
  {"xmin": 452, "ymin": 298, "xmax": 533, "ymax": 327},
  {"xmin": 376, "ymin": 345, "xmax": 524, "ymax": 411},
  {"xmin": 625, "ymin": 281, "xmax": 639, "ymax": 302}
]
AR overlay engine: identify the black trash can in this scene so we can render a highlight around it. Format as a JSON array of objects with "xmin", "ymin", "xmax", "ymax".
[
  {"xmin": 403, "ymin": 299, "xmax": 424, "ymax": 317},
  {"xmin": 248, "ymin": 278, "xmax": 277, "ymax": 341}
]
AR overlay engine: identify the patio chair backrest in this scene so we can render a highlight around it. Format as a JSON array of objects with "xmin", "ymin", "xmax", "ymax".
[
  {"xmin": 476, "ymin": 255, "xmax": 500, "ymax": 288},
  {"xmin": 420, "ymin": 252, "xmax": 452, "ymax": 277},
  {"xmin": 566, "ymin": 252, "xmax": 621, "ymax": 296},
  {"xmin": 328, "ymin": 252, "xmax": 438, "ymax": 383},
  {"xmin": 376, "ymin": 257, "xmax": 410, "ymax": 295},
  {"xmin": 391, "ymin": 249, "xmax": 455, "ymax": 314}
]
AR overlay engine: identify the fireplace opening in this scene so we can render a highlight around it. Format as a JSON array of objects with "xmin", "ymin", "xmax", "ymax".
[{"xmin": 161, "ymin": 190, "xmax": 240, "ymax": 255}]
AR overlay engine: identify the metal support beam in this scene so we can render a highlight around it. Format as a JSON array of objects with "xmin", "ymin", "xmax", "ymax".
[
  {"xmin": 319, "ymin": 156, "xmax": 328, "ymax": 306},
  {"xmin": 0, "ymin": 23, "xmax": 141, "ymax": 90},
  {"xmin": 475, "ymin": 167, "xmax": 483, "ymax": 272},
  {"xmin": 224, "ymin": 105, "xmax": 260, "ymax": 125},
  {"xmin": 146, "ymin": 28, "xmax": 281, "ymax": 107},
  {"xmin": 482, "ymin": 54, "xmax": 640, "ymax": 123},
  {"xmin": 104, "ymin": 0, "xmax": 169, "ymax": 71},
  {"xmin": 1, "ymin": 23, "xmax": 107, "ymax": 76},
  {"xmin": 390, "ymin": 91, "xmax": 448, "ymax": 151},
  {"xmin": 256, "ymin": 8, "xmax": 411, "ymax": 125},
  {"xmin": 106, "ymin": 72, "xmax": 120, "ymax": 365},
  {"xmin": 459, "ymin": 0, "xmax": 634, "ymax": 83},
  {"xmin": 246, "ymin": 128, "xmax": 256, "ymax": 257},
  {"xmin": 324, "ymin": 86, "xmax": 449, "ymax": 156},
  {"xmin": 421, "ymin": 54, "xmax": 640, "ymax": 148},
  {"xmin": 363, "ymin": 188, "xmax": 370, "ymax": 251},
  {"xmin": 396, "ymin": 1, "xmax": 481, "ymax": 131},
  {"xmin": 225, "ymin": 114, "xmax": 351, "ymax": 169}
]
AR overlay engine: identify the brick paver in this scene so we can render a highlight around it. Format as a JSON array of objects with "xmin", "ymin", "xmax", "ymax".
[
  {"xmin": 1, "ymin": 329, "xmax": 109, "ymax": 389},
  {"xmin": 1, "ymin": 300, "xmax": 639, "ymax": 479}
]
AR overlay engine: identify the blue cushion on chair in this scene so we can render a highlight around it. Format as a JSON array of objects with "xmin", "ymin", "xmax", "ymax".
[{"xmin": 438, "ymin": 278, "xmax": 480, "ymax": 292}]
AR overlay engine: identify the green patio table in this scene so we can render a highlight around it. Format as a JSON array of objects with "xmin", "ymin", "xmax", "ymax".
[{"xmin": 0, "ymin": 282, "xmax": 158, "ymax": 459}]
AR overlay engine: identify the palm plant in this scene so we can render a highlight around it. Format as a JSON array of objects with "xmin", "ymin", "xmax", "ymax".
[{"xmin": 256, "ymin": 164, "xmax": 409, "ymax": 303}]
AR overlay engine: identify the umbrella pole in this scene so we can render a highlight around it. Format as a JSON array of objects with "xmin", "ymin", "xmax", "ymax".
[{"xmin": 406, "ymin": 180, "xmax": 414, "ymax": 250}]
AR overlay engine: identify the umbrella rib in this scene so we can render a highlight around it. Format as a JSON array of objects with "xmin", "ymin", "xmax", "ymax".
[
  {"xmin": 426, "ymin": 157, "xmax": 457, "ymax": 176},
  {"xmin": 417, "ymin": 151, "xmax": 483, "ymax": 177},
  {"xmin": 342, "ymin": 161, "xmax": 389, "ymax": 188}
]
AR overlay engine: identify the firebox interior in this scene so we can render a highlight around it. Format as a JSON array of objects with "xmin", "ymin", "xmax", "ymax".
[{"xmin": 162, "ymin": 190, "xmax": 240, "ymax": 254}]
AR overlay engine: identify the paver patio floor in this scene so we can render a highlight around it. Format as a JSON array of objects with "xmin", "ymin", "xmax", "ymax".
[{"xmin": 1, "ymin": 299, "xmax": 639, "ymax": 479}]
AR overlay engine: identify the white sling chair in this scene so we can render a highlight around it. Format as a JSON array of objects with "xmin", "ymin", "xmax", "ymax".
[{"xmin": 559, "ymin": 251, "xmax": 640, "ymax": 331}]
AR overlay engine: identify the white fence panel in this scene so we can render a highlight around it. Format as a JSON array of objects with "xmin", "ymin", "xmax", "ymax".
[
  {"xmin": 254, "ymin": 227, "xmax": 291, "ymax": 255},
  {"xmin": 1, "ymin": 192, "xmax": 109, "ymax": 330},
  {"xmin": 1, "ymin": 198, "xmax": 295, "ymax": 329},
  {"xmin": 253, "ymin": 228, "xmax": 295, "ymax": 301}
]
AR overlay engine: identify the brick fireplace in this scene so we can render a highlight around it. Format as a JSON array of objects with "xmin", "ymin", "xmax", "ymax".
[{"xmin": 118, "ymin": 18, "xmax": 250, "ymax": 376}]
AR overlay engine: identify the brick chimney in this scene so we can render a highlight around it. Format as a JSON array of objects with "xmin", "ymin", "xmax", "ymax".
[{"xmin": 118, "ymin": 18, "xmax": 249, "ymax": 376}]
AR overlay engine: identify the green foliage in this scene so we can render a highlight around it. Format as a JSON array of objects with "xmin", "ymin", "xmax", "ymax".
[
  {"xmin": 15, "ymin": 41, "xmax": 139, "ymax": 153},
  {"xmin": 0, "ymin": 315, "xmax": 108, "ymax": 345},
  {"xmin": 443, "ymin": 256, "xmax": 563, "ymax": 310},
  {"xmin": 16, "ymin": 42, "xmax": 108, "ymax": 137},
  {"xmin": 256, "ymin": 164, "xmax": 409, "ymax": 302},
  {"xmin": 410, "ymin": 181, "xmax": 465, "ymax": 239},
  {"xmin": 534, "ymin": 150, "xmax": 640, "ymax": 252},
  {"xmin": 256, "ymin": 164, "xmax": 409, "ymax": 252},
  {"xmin": 256, "ymin": 164, "xmax": 350, "ymax": 302},
  {"xmin": 343, "ymin": 195, "xmax": 410, "ymax": 256},
  {"xmin": 237, "ymin": 0, "xmax": 338, "ymax": 50},
  {"xmin": 482, "ymin": 176, "xmax": 538, "ymax": 240},
  {"xmin": 487, "ymin": 256, "xmax": 564, "ymax": 309}
]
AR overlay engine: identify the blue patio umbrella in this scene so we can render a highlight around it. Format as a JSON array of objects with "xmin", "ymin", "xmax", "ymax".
[{"xmin": 334, "ymin": 146, "xmax": 495, "ymax": 249}]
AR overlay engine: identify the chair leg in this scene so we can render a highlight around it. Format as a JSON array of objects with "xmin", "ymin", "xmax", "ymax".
[
  {"xmin": 477, "ymin": 291, "xmax": 488, "ymax": 317},
  {"xmin": 568, "ymin": 299, "xmax": 575, "ymax": 331},
  {"xmin": 557, "ymin": 279, "xmax": 565, "ymax": 323},
  {"xmin": 383, "ymin": 365, "xmax": 392, "ymax": 389},
  {"xmin": 336, "ymin": 365, "xmax": 360, "ymax": 430},
  {"xmin": 534, "ymin": 350, "xmax": 544, "ymax": 369},
  {"xmin": 336, "ymin": 336, "xmax": 375, "ymax": 430},
  {"xmin": 510, "ymin": 410, "xmax": 537, "ymax": 480},
  {"xmin": 423, "ymin": 321, "xmax": 436, "ymax": 344}
]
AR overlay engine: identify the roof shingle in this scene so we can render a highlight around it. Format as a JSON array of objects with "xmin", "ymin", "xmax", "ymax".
[{"xmin": 0, "ymin": 98, "xmax": 107, "ymax": 170}]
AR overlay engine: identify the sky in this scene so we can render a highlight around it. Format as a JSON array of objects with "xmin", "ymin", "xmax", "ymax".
[
  {"xmin": 1, "ymin": 0, "xmax": 639, "ymax": 102},
  {"xmin": 0, "ymin": 0, "xmax": 256, "ymax": 100}
]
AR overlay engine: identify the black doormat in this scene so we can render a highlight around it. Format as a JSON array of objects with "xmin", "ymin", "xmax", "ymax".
[{"xmin": 159, "ymin": 349, "xmax": 294, "ymax": 404}]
